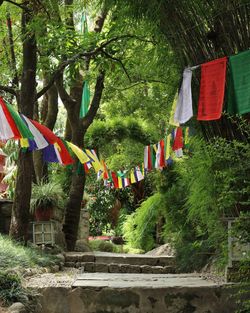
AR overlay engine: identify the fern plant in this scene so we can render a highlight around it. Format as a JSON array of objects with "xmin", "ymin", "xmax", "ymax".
[
  {"xmin": 30, "ymin": 180, "xmax": 65, "ymax": 214},
  {"xmin": 123, "ymin": 192, "xmax": 164, "ymax": 251}
]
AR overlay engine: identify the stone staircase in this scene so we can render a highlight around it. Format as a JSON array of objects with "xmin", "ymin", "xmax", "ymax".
[{"xmin": 64, "ymin": 251, "xmax": 176, "ymax": 274}]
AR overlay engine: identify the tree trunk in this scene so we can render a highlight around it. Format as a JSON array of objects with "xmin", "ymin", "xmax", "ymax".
[
  {"xmin": 33, "ymin": 76, "xmax": 58, "ymax": 182},
  {"xmin": 57, "ymin": 6, "xmax": 107, "ymax": 250},
  {"xmin": 57, "ymin": 71, "xmax": 105, "ymax": 250},
  {"xmin": 9, "ymin": 11, "xmax": 37, "ymax": 241}
]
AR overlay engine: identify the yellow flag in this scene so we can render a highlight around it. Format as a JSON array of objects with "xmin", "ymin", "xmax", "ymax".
[
  {"xmin": 118, "ymin": 177, "xmax": 123, "ymax": 188},
  {"xmin": 67, "ymin": 142, "xmax": 89, "ymax": 164},
  {"xmin": 130, "ymin": 169, "xmax": 136, "ymax": 184},
  {"xmin": 165, "ymin": 134, "xmax": 171, "ymax": 160},
  {"xmin": 20, "ymin": 138, "xmax": 29, "ymax": 148},
  {"xmin": 169, "ymin": 92, "xmax": 180, "ymax": 127},
  {"xmin": 85, "ymin": 149, "xmax": 103, "ymax": 172}
]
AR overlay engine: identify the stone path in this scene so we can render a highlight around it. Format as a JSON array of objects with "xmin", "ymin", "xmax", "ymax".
[
  {"xmin": 64, "ymin": 251, "xmax": 176, "ymax": 274},
  {"xmin": 24, "ymin": 252, "xmax": 240, "ymax": 313},
  {"xmin": 72, "ymin": 272, "xmax": 224, "ymax": 288},
  {"xmin": 24, "ymin": 268, "xmax": 78, "ymax": 289}
]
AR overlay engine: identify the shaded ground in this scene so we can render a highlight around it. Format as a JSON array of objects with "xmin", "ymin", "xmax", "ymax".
[{"xmin": 23, "ymin": 268, "xmax": 78, "ymax": 289}]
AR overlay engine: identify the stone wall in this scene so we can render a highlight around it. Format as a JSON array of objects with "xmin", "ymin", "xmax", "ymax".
[
  {"xmin": 36, "ymin": 285, "xmax": 243, "ymax": 313},
  {"xmin": 0, "ymin": 199, "xmax": 12, "ymax": 234},
  {"xmin": 78, "ymin": 209, "xmax": 89, "ymax": 241}
]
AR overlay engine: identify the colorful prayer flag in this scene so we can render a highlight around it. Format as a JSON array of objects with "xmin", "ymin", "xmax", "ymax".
[
  {"xmin": 226, "ymin": 50, "xmax": 250, "ymax": 115},
  {"xmin": 80, "ymin": 81, "xmax": 91, "ymax": 118},
  {"xmin": 169, "ymin": 93, "xmax": 180, "ymax": 127},
  {"xmin": 81, "ymin": 12, "xmax": 88, "ymax": 34},
  {"xmin": 197, "ymin": 57, "xmax": 227, "ymax": 120},
  {"xmin": 172, "ymin": 127, "xmax": 183, "ymax": 151},
  {"xmin": 165, "ymin": 134, "xmax": 172, "ymax": 161},
  {"xmin": 21, "ymin": 115, "xmax": 48, "ymax": 150},
  {"xmin": 0, "ymin": 97, "xmax": 24, "ymax": 139},
  {"xmin": 0, "ymin": 105, "xmax": 14, "ymax": 140},
  {"xmin": 67, "ymin": 142, "xmax": 89, "ymax": 164},
  {"xmin": 174, "ymin": 68, "xmax": 193, "ymax": 124}
]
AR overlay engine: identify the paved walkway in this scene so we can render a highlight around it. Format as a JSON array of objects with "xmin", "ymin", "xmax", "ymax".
[{"xmin": 73, "ymin": 272, "xmax": 225, "ymax": 288}]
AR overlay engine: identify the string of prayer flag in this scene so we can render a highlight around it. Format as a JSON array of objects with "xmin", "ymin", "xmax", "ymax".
[{"xmin": 21, "ymin": 115, "xmax": 48, "ymax": 150}]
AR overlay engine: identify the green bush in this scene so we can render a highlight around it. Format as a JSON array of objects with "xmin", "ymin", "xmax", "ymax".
[
  {"xmin": 89, "ymin": 239, "xmax": 120, "ymax": 252},
  {"xmin": 122, "ymin": 132, "xmax": 250, "ymax": 272},
  {"xmin": 123, "ymin": 192, "xmax": 164, "ymax": 252},
  {"xmin": 0, "ymin": 271, "xmax": 28, "ymax": 306},
  {"xmin": 161, "ymin": 135, "xmax": 249, "ymax": 271}
]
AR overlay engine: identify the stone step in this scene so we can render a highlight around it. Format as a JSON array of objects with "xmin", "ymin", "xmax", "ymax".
[
  {"xmin": 64, "ymin": 252, "xmax": 175, "ymax": 267},
  {"xmin": 64, "ymin": 261, "xmax": 175, "ymax": 274}
]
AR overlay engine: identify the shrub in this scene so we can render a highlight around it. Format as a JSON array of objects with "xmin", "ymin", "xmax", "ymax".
[
  {"xmin": 30, "ymin": 180, "xmax": 66, "ymax": 214},
  {"xmin": 89, "ymin": 239, "xmax": 119, "ymax": 252},
  {"xmin": 0, "ymin": 271, "xmax": 28, "ymax": 306},
  {"xmin": 123, "ymin": 192, "xmax": 164, "ymax": 252}
]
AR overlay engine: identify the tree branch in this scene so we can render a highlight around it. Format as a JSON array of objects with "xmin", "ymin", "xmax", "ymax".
[
  {"xmin": 100, "ymin": 49, "xmax": 131, "ymax": 82},
  {"xmin": 82, "ymin": 71, "xmax": 105, "ymax": 131},
  {"xmin": 3, "ymin": 0, "xmax": 31, "ymax": 12},
  {"xmin": 0, "ymin": 85, "xmax": 17, "ymax": 96},
  {"xmin": 114, "ymin": 79, "xmax": 168, "ymax": 91},
  {"xmin": 55, "ymin": 73, "xmax": 76, "ymax": 110},
  {"xmin": 6, "ymin": 12, "xmax": 19, "ymax": 88},
  {"xmin": 36, "ymin": 34, "xmax": 151, "ymax": 99}
]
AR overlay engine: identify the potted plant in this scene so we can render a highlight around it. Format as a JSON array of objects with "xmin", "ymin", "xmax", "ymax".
[{"xmin": 30, "ymin": 180, "xmax": 65, "ymax": 221}]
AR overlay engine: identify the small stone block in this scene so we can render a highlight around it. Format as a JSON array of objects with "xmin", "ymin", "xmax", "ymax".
[
  {"xmin": 162, "ymin": 266, "xmax": 175, "ymax": 274},
  {"xmin": 64, "ymin": 262, "xmax": 75, "ymax": 267},
  {"xmin": 109, "ymin": 263, "xmax": 121, "ymax": 273},
  {"xmin": 140, "ymin": 265, "xmax": 152, "ymax": 273},
  {"xmin": 127, "ymin": 265, "xmax": 141, "ymax": 273},
  {"xmin": 83, "ymin": 262, "xmax": 95, "ymax": 272},
  {"xmin": 95, "ymin": 263, "xmax": 109, "ymax": 273},
  {"xmin": 80, "ymin": 254, "xmax": 95, "ymax": 263},
  {"xmin": 75, "ymin": 262, "xmax": 81, "ymax": 268},
  {"xmin": 151, "ymin": 266, "xmax": 164, "ymax": 274},
  {"xmin": 65, "ymin": 254, "xmax": 80, "ymax": 262}
]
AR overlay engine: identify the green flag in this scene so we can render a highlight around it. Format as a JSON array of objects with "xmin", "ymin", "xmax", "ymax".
[
  {"xmin": 226, "ymin": 50, "xmax": 250, "ymax": 115},
  {"xmin": 5, "ymin": 101, "xmax": 34, "ymax": 139},
  {"xmin": 80, "ymin": 80, "xmax": 91, "ymax": 118},
  {"xmin": 81, "ymin": 12, "xmax": 88, "ymax": 34}
]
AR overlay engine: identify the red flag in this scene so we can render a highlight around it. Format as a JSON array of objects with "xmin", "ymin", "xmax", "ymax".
[
  {"xmin": 0, "ymin": 97, "xmax": 21, "ymax": 139},
  {"xmin": 111, "ymin": 171, "xmax": 119, "ymax": 189},
  {"xmin": 147, "ymin": 146, "xmax": 152, "ymax": 171},
  {"xmin": 159, "ymin": 139, "xmax": 165, "ymax": 168},
  {"xmin": 30, "ymin": 119, "xmax": 57, "ymax": 144},
  {"xmin": 30, "ymin": 119, "xmax": 73, "ymax": 165},
  {"xmin": 197, "ymin": 57, "xmax": 227, "ymax": 120},
  {"xmin": 102, "ymin": 160, "xmax": 109, "ymax": 180},
  {"xmin": 172, "ymin": 127, "xmax": 183, "ymax": 151}
]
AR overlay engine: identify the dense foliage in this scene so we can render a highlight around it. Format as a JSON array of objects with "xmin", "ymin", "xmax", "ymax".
[
  {"xmin": 0, "ymin": 272, "xmax": 28, "ymax": 306},
  {"xmin": 123, "ymin": 129, "xmax": 250, "ymax": 271}
]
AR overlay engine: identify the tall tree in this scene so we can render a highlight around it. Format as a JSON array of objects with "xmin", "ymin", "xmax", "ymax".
[{"xmin": 9, "ymin": 6, "xmax": 37, "ymax": 240}]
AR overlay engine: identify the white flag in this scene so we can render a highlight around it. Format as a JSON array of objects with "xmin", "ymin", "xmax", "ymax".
[{"xmin": 174, "ymin": 68, "xmax": 193, "ymax": 124}]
